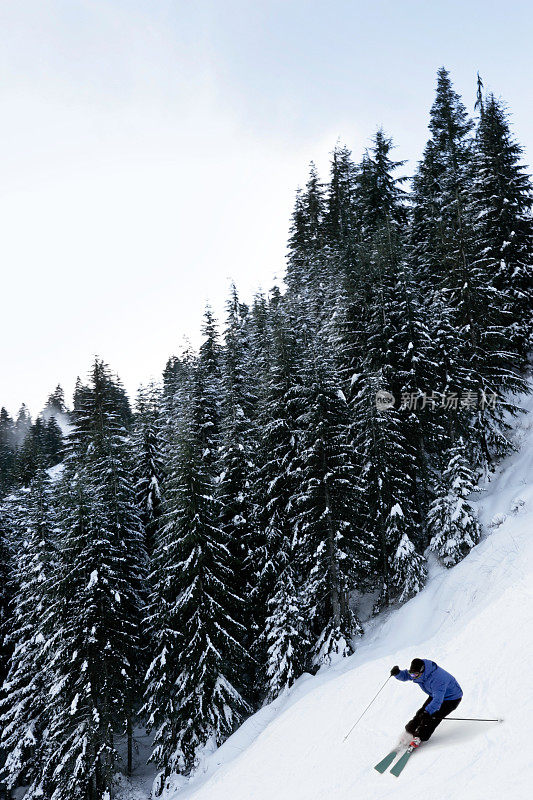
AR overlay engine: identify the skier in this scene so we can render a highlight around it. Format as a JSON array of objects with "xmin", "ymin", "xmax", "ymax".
[{"xmin": 390, "ymin": 658, "xmax": 463, "ymax": 745}]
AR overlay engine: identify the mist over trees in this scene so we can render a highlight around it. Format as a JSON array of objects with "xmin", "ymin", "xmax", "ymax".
[{"xmin": 0, "ymin": 68, "xmax": 531, "ymax": 799}]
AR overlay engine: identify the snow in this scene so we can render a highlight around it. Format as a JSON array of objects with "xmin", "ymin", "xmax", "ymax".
[
  {"xmin": 70, "ymin": 694, "xmax": 79, "ymax": 716},
  {"xmin": 87, "ymin": 570, "xmax": 99, "ymax": 589},
  {"xmin": 46, "ymin": 463, "xmax": 65, "ymax": 482},
  {"xmin": 159, "ymin": 386, "xmax": 533, "ymax": 800}
]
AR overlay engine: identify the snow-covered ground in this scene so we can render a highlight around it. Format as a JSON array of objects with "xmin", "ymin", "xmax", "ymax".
[{"xmin": 151, "ymin": 386, "xmax": 533, "ymax": 800}]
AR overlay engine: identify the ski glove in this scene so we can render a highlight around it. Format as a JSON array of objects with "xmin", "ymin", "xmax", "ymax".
[{"xmin": 390, "ymin": 666, "xmax": 400, "ymax": 676}]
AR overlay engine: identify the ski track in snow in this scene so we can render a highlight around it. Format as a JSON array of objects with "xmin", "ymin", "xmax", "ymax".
[{"xmin": 131, "ymin": 387, "xmax": 533, "ymax": 800}]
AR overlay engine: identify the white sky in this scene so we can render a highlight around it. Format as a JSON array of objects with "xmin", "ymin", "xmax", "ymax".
[{"xmin": 1, "ymin": 0, "xmax": 532, "ymax": 417}]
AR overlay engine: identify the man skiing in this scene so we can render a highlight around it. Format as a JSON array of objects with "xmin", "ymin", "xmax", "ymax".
[{"xmin": 390, "ymin": 658, "xmax": 463, "ymax": 745}]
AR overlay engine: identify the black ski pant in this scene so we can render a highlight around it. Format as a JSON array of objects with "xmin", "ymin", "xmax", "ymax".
[{"xmin": 405, "ymin": 695, "xmax": 462, "ymax": 741}]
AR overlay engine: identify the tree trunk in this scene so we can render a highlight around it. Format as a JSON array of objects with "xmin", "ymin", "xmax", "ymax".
[
  {"xmin": 127, "ymin": 712, "xmax": 133, "ymax": 777},
  {"xmin": 322, "ymin": 443, "xmax": 341, "ymax": 628}
]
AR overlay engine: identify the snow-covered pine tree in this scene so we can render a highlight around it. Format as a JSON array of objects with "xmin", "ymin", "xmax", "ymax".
[
  {"xmin": 42, "ymin": 359, "xmax": 146, "ymax": 799},
  {"xmin": 386, "ymin": 504, "xmax": 427, "ymax": 603},
  {"xmin": 345, "ymin": 131, "xmax": 432, "ymax": 554},
  {"xmin": 14, "ymin": 405, "xmax": 32, "ymax": 447},
  {"xmin": 357, "ymin": 128, "xmax": 408, "ymax": 234},
  {"xmin": 142, "ymin": 370, "xmax": 250, "ymax": 789},
  {"xmin": 161, "ymin": 355, "xmax": 188, "ymax": 413},
  {"xmin": 251, "ymin": 293, "xmax": 309, "ymax": 698},
  {"xmin": 44, "ymin": 384, "xmax": 67, "ymax": 414},
  {"xmin": 409, "ymin": 70, "xmax": 474, "ymax": 435},
  {"xmin": 44, "ymin": 416, "xmax": 64, "ymax": 466},
  {"xmin": 286, "ymin": 164, "xmax": 331, "ymax": 324},
  {"xmin": 471, "ymin": 91, "xmax": 533, "ymax": 366},
  {"xmin": 194, "ymin": 307, "xmax": 223, "ymax": 481},
  {"xmin": 292, "ymin": 338, "xmax": 373, "ymax": 666},
  {"xmin": 217, "ymin": 287, "xmax": 257, "ymax": 664},
  {"xmin": 410, "ymin": 68, "xmax": 526, "ymax": 472},
  {"xmin": 133, "ymin": 382, "xmax": 165, "ymax": 556},
  {"xmin": 0, "ymin": 408, "xmax": 17, "ymax": 496},
  {"xmin": 0, "ymin": 466, "xmax": 57, "ymax": 799},
  {"xmin": 245, "ymin": 291, "xmax": 277, "ymax": 443},
  {"xmin": 43, "ymin": 384, "xmax": 69, "ymax": 432},
  {"xmin": 386, "ymin": 258, "xmax": 444, "ymax": 512},
  {"xmin": 337, "ymin": 129, "xmax": 402, "ymax": 397},
  {"xmin": 427, "ymin": 437, "xmax": 481, "ymax": 567},
  {"xmin": 248, "ymin": 291, "xmax": 272, "ymax": 379},
  {"xmin": 14, "ymin": 416, "xmax": 64, "ymax": 489},
  {"xmin": 326, "ymin": 134, "xmax": 406, "ymax": 398},
  {"xmin": 350, "ymin": 373, "xmax": 426, "ymax": 609},
  {"xmin": 264, "ymin": 555, "xmax": 309, "ymax": 700},
  {"xmin": 13, "ymin": 425, "xmax": 40, "ymax": 488},
  {"xmin": 356, "ymin": 129, "xmax": 416, "ymax": 403},
  {"xmin": 324, "ymin": 142, "xmax": 360, "ymax": 279},
  {"xmin": 411, "ymin": 68, "xmax": 474, "ymax": 293},
  {"xmin": 0, "ymin": 507, "xmax": 12, "ymax": 687}
]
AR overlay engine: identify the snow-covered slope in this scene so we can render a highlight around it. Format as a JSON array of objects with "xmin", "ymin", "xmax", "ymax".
[{"xmin": 164, "ymin": 389, "xmax": 533, "ymax": 800}]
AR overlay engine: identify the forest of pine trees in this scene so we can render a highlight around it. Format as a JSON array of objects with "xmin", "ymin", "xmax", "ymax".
[{"xmin": 0, "ymin": 69, "xmax": 531, "ymax": 799}]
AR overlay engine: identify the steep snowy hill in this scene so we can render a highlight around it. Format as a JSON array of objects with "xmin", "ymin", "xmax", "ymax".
[{"xmin": 163, "ymin": 388, "xmax": 533, "ymax": 800}]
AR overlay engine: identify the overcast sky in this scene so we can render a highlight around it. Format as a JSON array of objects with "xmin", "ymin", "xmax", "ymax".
[{"xmin": 1, "ymin": 0, "xmax": 532, "ymax": 417}]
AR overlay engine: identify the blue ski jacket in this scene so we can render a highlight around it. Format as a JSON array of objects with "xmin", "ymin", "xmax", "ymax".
[{"xmin": 395, "ymin": 659, "xmax": 462, "ymax": 715}]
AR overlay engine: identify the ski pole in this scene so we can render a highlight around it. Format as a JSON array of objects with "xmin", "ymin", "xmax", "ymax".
[
  {"xmin": 443, "ymin": 717, "xmax": 503, "ymax": 722},
  {"xmin": 343, "ymin": 675, "xmax": 391, "ymax": 742}
]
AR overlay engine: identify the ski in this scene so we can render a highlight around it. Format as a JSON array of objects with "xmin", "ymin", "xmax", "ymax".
[
  {"xmin": 390, "ymin": 742, "xmax": 419, "ymax": 777},
  {"xmin": 374, "ymin": 750, "xmax": 398, "ymax": 773}
]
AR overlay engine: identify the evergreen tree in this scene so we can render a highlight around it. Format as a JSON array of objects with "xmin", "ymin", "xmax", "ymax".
[
  {"xmin": 350, "ymin": 373, "xmax": 425, "ymax": 608},
  {"xmin": 246, "ymin": 290, "xmax": 275, "ymax": 427},
  {"xmin": 411, "ymin": 68, "xmax": 474, "ymax": 280},
  {"xmin": 0, "ymin": 508, "xmax": 12, "ymax": 686},
  {"xmin": 44, "ymin": 385, "xmax": 67, "ymax": 418},
  {"xmin": 13, "ymin": 416, "xmax": 64, "ymax": 487},
  {"xmin": 194, "ymin": 308, "xmax": 223, "ymax": 481},
  {"xmin": 427, "ymin": 438, "xmax": 481, "ymax": 567},
  {"xmin": 357, "ymin": 128, "xmax": 408, "ymax": 235},
  {"xmin": 0, "ymin": 408, "xmax": 16, "ymax": 496},
  {"xmin": 14, "ymin": 405, "xmax": 32, "ymax": 447},
  {"xmin": 44, "ymin": 416, "xmax": 64, "ymax": 466},
  {"xmin": 133, "ymin": 383, "xmax": 165, "ymax": 556},
  {"xmin": 386, "ymin": 259, "xmax": 444, "ymax": 512},
  {"xmin": 0, "ymin": 467, "xmax": 57, "ymax": 799},
  {"xmin": 471, "ymin": 92, "xmax": 533, "ymax": 364},
  {"xmin": 330, "ymin": 130, "xmax": 429, "ymax": 593},
  {"xmin": 264, "ymin": 556, "xmax": 309, "ymax": 700},
  {"xmin": 286, "ymin": 164, "xmax": 329, "ymax": 322},
  {"xmin": 143, "ymin": 373, "xmax": 249, "ymax": 788},
  {"xmin": 324, "ymin": 142, "xmax": 360, "ymax": 278},
  {"xmin": 356, "ymin": 130, "xmax": 410, "ymax": 387},
  {"xmin": 217, "ymin": 288, "xmax": 257, "ymax": 661},
  {"xmin": 161, "ymin": 356, "xmax": 188, "ymax": 409},
  {"xmin": 387, "ymin": 505, "xmax": 427, "ymax": 603},
  {"xmin": 252, "ymin": 294, "xmax": 308, "ymax": 696},
  {"xmin": 410, "ymin": 68, "xmax": 475, "ymax": 326},
  {"xmin": 13, "ymin": 424, "xmax": 42, "ymax": 488},
  {"xmin": 330, "ymin": 130, "xmax": 420, "ymax": 410},
  {"xmin": 411, "ymin": 68, "xmax": 526, "ymax": 470},
  {"xmin": 293, "ymin": 341, "xmax": 373, "ymax": 665},
  {"xmin": 43, "ymin": 359, "xmax": 146, "ymax": 800}
]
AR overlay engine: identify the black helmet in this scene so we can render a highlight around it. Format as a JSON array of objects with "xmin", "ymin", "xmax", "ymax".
[{"xmin": 409, "ymin": 658, "xmax": 425, "ymax": 675}]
